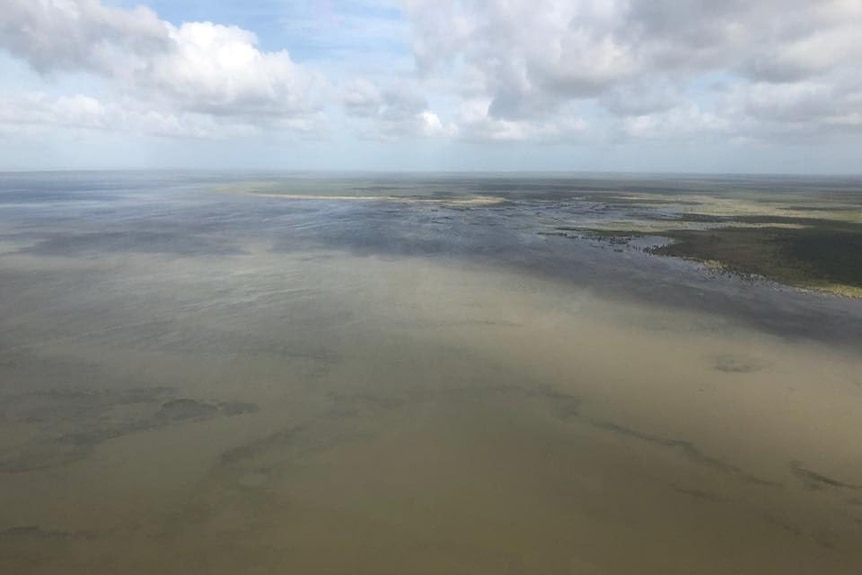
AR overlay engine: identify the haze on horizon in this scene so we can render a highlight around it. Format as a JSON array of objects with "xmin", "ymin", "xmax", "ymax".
[{"xmin": 1, "ymin": 0, "xmax": 861, "ymax": 174}]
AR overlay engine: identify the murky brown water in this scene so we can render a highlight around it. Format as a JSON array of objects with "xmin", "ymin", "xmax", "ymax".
[{"xmin": 2, "ymin": 241, "xmax": 861, "ymax": 574}]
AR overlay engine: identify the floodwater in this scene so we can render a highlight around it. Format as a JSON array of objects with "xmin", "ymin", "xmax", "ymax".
[{"xmin": 1, "ymin": 172, "xmax": 860, "ymax": 574}]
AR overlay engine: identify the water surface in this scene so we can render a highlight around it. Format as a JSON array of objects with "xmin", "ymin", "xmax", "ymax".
[{"xmin": 1, "ymin": 172, "xmax": 860, "ymax": 574}]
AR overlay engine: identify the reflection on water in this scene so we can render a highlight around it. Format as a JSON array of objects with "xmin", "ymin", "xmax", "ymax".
[{"xmin": 0, "ymin": 173, "xmax": 861, "ymax": 574}]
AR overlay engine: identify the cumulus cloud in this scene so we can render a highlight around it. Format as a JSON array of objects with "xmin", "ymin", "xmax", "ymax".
[
  {"xmin": 0, "ymin": 0, "xmax": 169, "ymax": 74},
  {"xmin": 455, "ymin": 98, "xmax": 586, "ymax": 141},
  {"xmin": 2, "ymin": 0, "xmax": 861, "ymax": 149},
  {"xmin": 342, "ymin": 79, "xmax": 454, "ymax": 138},
  {"xmin": 0, "ymin": 0, "xmax": 325, "ymax": 134},
  {"xmin": 401, "ymin": 0, "xmax": 862, "ymax": 141},
  {"xmin": 139, "ymin": 22, "xmax": 322, "ymax": 119}
]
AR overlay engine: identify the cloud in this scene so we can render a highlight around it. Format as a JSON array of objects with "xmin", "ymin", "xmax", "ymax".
[
  {"xmin": 2, "ymin": 0, "xmax": 862, "ymax": 153},
  {"xmin": 403, "ymin": 0, "xmax": 638, "ymax": 108},
  {"xmin": 342, "ymin": 79, "xmax": 454, "ymax": 138},
  {"xmin": 343, "ymin": 78, "xmax": 385, "ymax": 118},
  {"xmin": 0, "ymin": 0, "xmax": 325, "ymax": 133},
  {"xmin": 400, "ymin": 0, "xmax": 862, "ymax": 141},
  {"xmin": 0, "ymin": 0, "xmax": 169, "ymax": 74},
  {"xmin": 455, "ymin": 98, "xmax": 586, "ymax": 142},
  {"xmin": 138, "ymin": 22, "xmax": 323, "ymax": 119},
  {"xmin": 720, "ymin": 79, "xmax": 862, "ymax": 139},
  {"xmin": 601, "ymin": 79, "xmax": 682, "ymax": 117},
  {"xmin": 620, "ymin": 104, "xmax": 729, "ymax": 140},
  {"xmin": 0, "ymin": 92, "xmax": 265, "ymax": 138}
]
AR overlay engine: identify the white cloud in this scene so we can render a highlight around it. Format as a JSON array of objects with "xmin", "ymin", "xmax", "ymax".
[
  {"xmin": 0, "ymin": 0, "xmax": 169, "ymax": 74},
  {"xmin": 720, "ymin": 79, "xmax": 862, "ymax": 139},
  {"xmin": 400, "ymin": 0, "xmax": 862, "ymax": 142},
  {"xmin": 455, "ymin": 98, "xmax": 586, "ymax": 142},
  {"xmin": 418, "ymin": 110, "xmax": 442, "ymax": 134},
  {"xmin": 343, "ymin": 78, "xmax": 385, "ymax": 118},
  {"xmin": 0, "ymin": 0, "xmax": 325, "ymax": 135},
  {"xmin": 403, "ymin": 0, "xmax": 638, "ymax": 108},
  {"xmin": 2, "ymin": 0, "xmax": 862, "ymax": 160},
  {"xmin": 341, "ymin": 79, "xmax": 454, "ymax": 138},
  {"xmin": 139, "ymin": 21, "xmax": 323, "ymax": 119},
  {"xmin": 0, "ymin": 92, "xmax": 262, "ymax": 138},
  {"xmin": 621, "ymin": 104, "xmax": 729, "ymax": 140}
]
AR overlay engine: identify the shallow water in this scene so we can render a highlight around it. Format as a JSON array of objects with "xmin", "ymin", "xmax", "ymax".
[{"xmin": 1, "ymin": 173, "xmax": 861, "ymax": 574}]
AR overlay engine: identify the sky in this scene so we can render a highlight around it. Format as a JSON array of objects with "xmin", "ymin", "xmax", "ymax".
[{"xmin": 1, "ymin": 0, "xmax": 861, "ymax": 173}]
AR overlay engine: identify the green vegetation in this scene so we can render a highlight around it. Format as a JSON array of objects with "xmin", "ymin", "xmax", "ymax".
[
  {"xmin": 564, "ymin": 193, "xmax": 862, "ymax": 298},
  {"xmin": 653, "ymin": 223, "xmax": 862, "ymax": 297}
]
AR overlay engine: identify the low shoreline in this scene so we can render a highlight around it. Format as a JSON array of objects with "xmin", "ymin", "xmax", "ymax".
[{"xmin": 572, "ymin": 223, "xmax": 862, "ymax": 298}]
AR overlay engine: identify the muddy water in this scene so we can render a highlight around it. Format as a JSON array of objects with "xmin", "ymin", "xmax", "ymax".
[
  {"xmin": 1, "ymin": 173, "xmax": 861, "ymax": 574},
  {"xmin": 1, "ymin": 244, "xmax": 860, "ymax": 575}
]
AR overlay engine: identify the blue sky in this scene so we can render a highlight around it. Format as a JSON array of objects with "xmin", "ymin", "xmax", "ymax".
[{"xmin": 1, "ymin": 0, "xmax": 861, "ymax": 173}]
